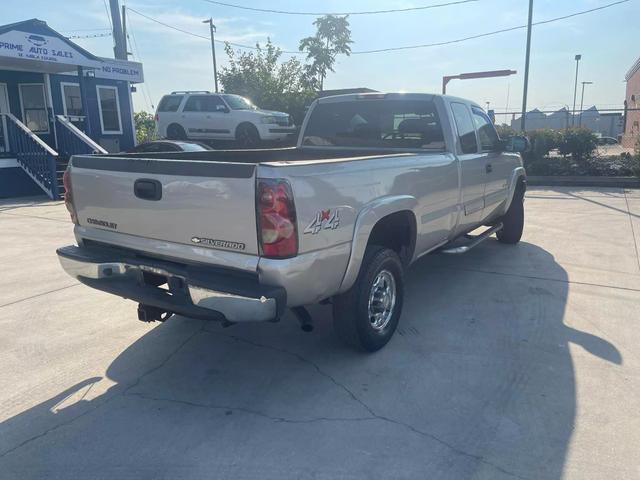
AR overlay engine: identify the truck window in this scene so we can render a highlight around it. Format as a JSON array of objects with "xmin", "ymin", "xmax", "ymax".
[
  {"xmin": 471, "ymin": 106, "xmax": 500, "ymax": 151},
  {"xmin": 157, "ymin": 95, "xmax": 184, "ymax": 112},
  {"xmin": 450, "ymin": 103, "xmax": 478, "ymax": 154},
  {"xmin": 303, "ymin": 99, "xmax": 445, "ymax": 150}
]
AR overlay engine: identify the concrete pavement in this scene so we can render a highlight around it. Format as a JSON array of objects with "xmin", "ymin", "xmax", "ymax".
[{"xmin": 0, "ymin": 187, "xmax": 639, "ymax": 479}]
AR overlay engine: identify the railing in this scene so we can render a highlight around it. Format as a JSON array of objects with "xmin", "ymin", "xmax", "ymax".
[
  {"xmin": 56, "ymin": 115, "xmax": 108, "ymax": 157},
  {"xmin": 2, "ymin": 112, "xmax": 59, "ymax": 199}
]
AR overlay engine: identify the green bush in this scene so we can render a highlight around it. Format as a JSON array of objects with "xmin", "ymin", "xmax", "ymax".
[
  {"xmin": 557, "ymin": 128, "xmax": 597, "ymax": 163},
  {"xmin": 496, "ymin": 124, "xmax": 516, "ymax": 139},
  {"xmin": 134, "ymin": 111, "xmax": 157, "ymax": 144},
  {"xmin": 523, "ymin": 129, "xmax": 561, "ymax": 164}
]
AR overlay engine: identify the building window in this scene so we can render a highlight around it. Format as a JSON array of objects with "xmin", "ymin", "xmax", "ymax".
[
  {"xmin": 96, "ymin": 85, "xmax": 122, "ymax": 134},
  {"xmin": 19, "ymin": 84, "xmax": 49, "ymax": 133},
  {"xmin": 61, "ymin": 83, "xmax": 83, "ymax": 117}
]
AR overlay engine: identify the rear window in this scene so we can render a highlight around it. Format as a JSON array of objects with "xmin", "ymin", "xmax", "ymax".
[
  {"xmin": 302, "ymin": 99, "xmax": 445, "ymax": 150},
  {"xmin": 157, "ymin": 95, "xmax": 184, "ymax": 112}
]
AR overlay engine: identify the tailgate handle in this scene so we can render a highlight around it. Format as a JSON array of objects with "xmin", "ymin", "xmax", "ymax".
[{"xmin": 134, "ymin": 179, "xmax": 162, "ymax": 201}]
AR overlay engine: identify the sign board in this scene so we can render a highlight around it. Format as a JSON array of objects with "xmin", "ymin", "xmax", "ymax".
[{"xmin": 0, "ymin": 30, "xmax": 143, "ymax": 83}]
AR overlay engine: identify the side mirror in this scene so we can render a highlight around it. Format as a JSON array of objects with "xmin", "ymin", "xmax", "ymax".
[
  {"xmin": 216, "ymin": 105, "xmax": 229, "ymax": 113},
  {"xmin": 505, "ymin": 135, "xmax": 530, "ymax": 153}
]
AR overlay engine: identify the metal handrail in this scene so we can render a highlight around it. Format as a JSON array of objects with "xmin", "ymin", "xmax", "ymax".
[
  {"xmin": 2, "ymin": 112, "xmax": 58, "ymax": 156},
  {"xmin": 56, "ymin": 115, "xmax": 108, "ymax": 154},
  {"xmin": 1, "ymin": 112, "xmax": 59, "ymax": 199}
]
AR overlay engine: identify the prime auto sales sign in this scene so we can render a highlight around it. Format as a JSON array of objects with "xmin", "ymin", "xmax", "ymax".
[{"xmin": 0, "ymin": 30, "xmax": 143, "ymax": 83}]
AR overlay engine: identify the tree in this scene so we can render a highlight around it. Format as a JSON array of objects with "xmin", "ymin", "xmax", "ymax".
[
  {"xmin": 134, "ymin": 111, "xmax": 157, "ymax": 144},
  {"xmin": 299, "ymin": 15, "xmax": 353, "ymax": 91},
  {"xmin": 219, "ymin": 39, "xmax": 315, "ymax": 125}
]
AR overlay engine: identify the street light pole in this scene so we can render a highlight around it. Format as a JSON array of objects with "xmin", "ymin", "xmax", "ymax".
[
  {"xmin": 572, "ymin": 54, "xmax": 582, "ymax": 126},
  {"xmin": 520, "ymin": 0, "xmax": 534, "ymax": 132},
  {"xmin": 578, "ymin": 81, "xmax": 593, "ymax": 127},
  {"xmin": 203, "ymin": 18, "xmax": 219, "ymax": 93}
]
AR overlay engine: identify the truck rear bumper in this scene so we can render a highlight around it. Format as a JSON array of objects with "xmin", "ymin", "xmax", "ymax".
[{"xmin": 57, "ymin": 245, "xmax": 286, "ymax": 323}]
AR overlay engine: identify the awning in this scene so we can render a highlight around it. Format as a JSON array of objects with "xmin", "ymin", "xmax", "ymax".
[{"xmin": 0, "ymin": 19, "xmax": 143, "ymax": 83}]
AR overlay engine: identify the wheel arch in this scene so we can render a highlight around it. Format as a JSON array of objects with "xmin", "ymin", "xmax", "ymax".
[
  {"xmin": 500, "ymin": 167, "xmax": 527, "ymax": 216},
  {"xmin": 235, "ymin": 121, "xmax": 260, "ymax": 140},
  {"xmin": 337, "ymin": 195, "xmax": 418, "ymax": 294}
]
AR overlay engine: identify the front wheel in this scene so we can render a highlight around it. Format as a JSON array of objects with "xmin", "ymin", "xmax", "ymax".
[
  {"xmin": 333, "ymin": 246, "xmax": 404, "ymax": 352},
  {"xmin": 235, "ymin": 123, "xmax": 261, "ymax": 149},
  {"xmin": 497, "ymin": 191, "xmax": 524, "ymax": 244}
]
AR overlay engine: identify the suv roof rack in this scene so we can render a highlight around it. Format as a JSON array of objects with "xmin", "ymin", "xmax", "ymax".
[{"xmin": 170, "ymin": 90, "xmax": 212, "ymax": 95}]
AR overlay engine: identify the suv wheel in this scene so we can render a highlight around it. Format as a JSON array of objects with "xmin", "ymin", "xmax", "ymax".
[
  {"xmin": 167, "ymin": 123, "xmax": 186, "ymax": 140},
  {"xmin": 333, "ymin": 246, "xmax": 404, "ymax": 352},
  {"xmin": 236, "ymin": 123, "xmax": 261, "ymax": 148}
]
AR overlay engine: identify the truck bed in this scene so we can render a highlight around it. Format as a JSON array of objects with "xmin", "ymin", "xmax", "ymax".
[{"xmin": 100, "ymin": 146, "xmax": 410, "ymax": 164}]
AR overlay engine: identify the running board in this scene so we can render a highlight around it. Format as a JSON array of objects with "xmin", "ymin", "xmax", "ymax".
[{"xmin": 440, "ymin": 223, "xmax": 503, "ymax": 254}]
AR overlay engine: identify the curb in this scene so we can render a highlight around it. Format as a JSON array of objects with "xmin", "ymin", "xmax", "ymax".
[{"xmin": 527, "ymin": 176, "xmax": 640, "ymax": 188}]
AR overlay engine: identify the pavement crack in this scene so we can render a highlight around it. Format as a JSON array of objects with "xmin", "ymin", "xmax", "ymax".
[
  {"xmin": 0, "ymin": 322, "xmax": 206, "ymax": 459},
  {"xmin": 218, "ymin": 333, "xmax": 529, "ymax": 480},
  {"xmin": 0, "ymin": 283, "xmax": 81, "ymax": 309},
  {"xmin": 623, "ymin": 189, "xmax": 640, "ymax": 273}
]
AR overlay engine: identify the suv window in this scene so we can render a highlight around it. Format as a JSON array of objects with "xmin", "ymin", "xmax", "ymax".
[
  {"xmin": 471, "ymin": 106, "xmax": 500, "ymax": 151},
  {"xmin": 157, "ymin": 95, "xmax": 183, "ymax": 112},
  {"xmin": 183, "ymin": 95, "xmax": 226, "ymax": 113},
  {"xmin": 450, "ymin": 103, "xmax": 478, "ymax": 154},
  {"xmin": 303, "ymin": 99, "xmax": 445, "ymax": 150}
]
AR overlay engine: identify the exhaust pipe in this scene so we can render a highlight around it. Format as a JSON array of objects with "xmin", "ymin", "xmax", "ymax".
[{"xmin": 291, "ymin": 306, "xmax": 313, "ymax": 332}]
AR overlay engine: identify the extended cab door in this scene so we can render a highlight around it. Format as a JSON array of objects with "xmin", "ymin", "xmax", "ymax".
[
  {"xmin": 449, "ymin": 102, "xmax": 485, "ymax": 230},
  {"xmin": 470, "ymin": 106, "xmax": 510, "ymax": 219}
]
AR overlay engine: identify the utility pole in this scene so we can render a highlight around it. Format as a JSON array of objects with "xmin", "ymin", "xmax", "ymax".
[
  {"xmin": 578, "ymin": 81, "xmax": 593, "ymax": 127},
  {"xmin": 520, "ymin": 0, "xmax": 534, "ymax": 132},
  {"xmin": 109, "ymin": 0, "xmax": 127, "ymax": 60},
  {"xmin": 572, "ymin": 54, "xmax": 582, "ymax": 126},
  {"xmin": 203, "ymin": 18, "xmax": 219, "ymax": 93},
  {"xmin": 122, "ymin": 5, "xmax": 129, "ymax": 58}
]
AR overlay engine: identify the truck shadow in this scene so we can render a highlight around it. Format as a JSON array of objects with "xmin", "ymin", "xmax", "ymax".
[{"xmin": 0, "ymin": 241, "xmax": 621, "ymax": 479}]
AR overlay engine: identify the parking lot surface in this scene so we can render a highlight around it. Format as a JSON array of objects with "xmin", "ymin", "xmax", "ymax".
[{"xmin": 1, "ymin": 187, "xmax": 639, "ymax": 480}]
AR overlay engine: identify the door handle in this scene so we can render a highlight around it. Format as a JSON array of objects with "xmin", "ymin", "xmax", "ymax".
[{"xmin": 486, "ymin": 163, "xmax": 493, "ymax": 174}]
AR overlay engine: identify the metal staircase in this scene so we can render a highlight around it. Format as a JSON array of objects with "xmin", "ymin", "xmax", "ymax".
[{"xmin": 1, "ymin": 113, "xmax": 107, "ymax": 199}]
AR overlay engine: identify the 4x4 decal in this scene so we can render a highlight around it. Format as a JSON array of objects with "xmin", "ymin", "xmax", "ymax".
[{"xmin": 304, "ymin": 209, "xmax": 340, "ymax": 235}]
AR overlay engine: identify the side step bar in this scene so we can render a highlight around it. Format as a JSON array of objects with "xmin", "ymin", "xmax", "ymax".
[{"xmin": 440, "ymin": 223, "xmax": 503, "ymax": 254}]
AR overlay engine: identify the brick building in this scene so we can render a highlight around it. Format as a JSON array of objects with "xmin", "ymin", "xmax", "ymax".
[{"xmin": 622, "ymin": 56, "xmax": 640, "ymax": 148}]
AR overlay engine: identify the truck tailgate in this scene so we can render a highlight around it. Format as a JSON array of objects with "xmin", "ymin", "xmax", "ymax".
[{"xmin": 70, "ymin": 156, "xmax": 259, "ymax": 255}]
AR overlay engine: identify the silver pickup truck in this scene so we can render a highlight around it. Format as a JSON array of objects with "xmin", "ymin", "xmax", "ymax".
[{"xmin": 58, "ymin": 93, "xmax": 527, "ymax": 351}]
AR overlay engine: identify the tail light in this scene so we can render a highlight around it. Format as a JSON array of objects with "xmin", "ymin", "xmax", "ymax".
[
  {"xmin": 257, "ymin": 179, "xmax": 297, "ymax": 258},
  {"xmin": 62, "ymin": 169, "xmax": 78, "ymax": 225}
]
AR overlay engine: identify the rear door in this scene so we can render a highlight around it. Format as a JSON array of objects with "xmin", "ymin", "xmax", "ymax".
[
  {"xmin": 470, "ymin": 106, "xmax": 510, "ymax": 218},
  {"xmin": 449, "ymin": 102, "xmax": 485, "ymax": 229},
  {"xmin": 70, "ymin": 155, "xmax": 260, "ymax": 255},
  {"xmin": 181, "ymin": 95, "xmax": 231, "ymax": 139}
]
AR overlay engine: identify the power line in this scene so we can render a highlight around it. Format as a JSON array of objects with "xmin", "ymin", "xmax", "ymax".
[
  {"xmin": 63, "ymin": 27, "xmax": 112, "ymax": 32},
  {"xmin": 352, "ymin": 0, "xmax": 631, "ymax": 54},
  {"xmin": 66, "ymin": 32, "xmax": 113, "ymax": 39},
  {"xmin": 127, "ymin": 0, "xmax": 630, "ymax": 56},
  {"xmin": 126, "ymin": 14, "xmax": 155, "ymax": 110},
  {"xmin": 201, "ymin": 0, "xmax": 479, "ymax": 16},
  {"xmin": 102, "ymin": 0, "xmax": 113, "ymax": 30}
]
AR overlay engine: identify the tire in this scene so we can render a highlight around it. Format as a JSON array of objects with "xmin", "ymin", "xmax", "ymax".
[
  {"xmin": 497, "ymin": 190, "xmax": 524, "ymax": 244},
  {"xmin": 166, "ymin": 123, "xmax": 186, "ymax": 140},
  {"xmin": 235, "ymin": 123, "xmax": 261, "ymax": 148},
  {"xmin": 333, "ymin": 246, "xmax": 404, "ymax": 352}
]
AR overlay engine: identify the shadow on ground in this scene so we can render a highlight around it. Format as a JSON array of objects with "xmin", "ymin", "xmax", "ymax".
[{"xmin": 0, "ymin": 242, "xmax": 621, "ymax": 479}]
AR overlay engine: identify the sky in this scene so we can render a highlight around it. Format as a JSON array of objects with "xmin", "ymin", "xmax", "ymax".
[{"xmin": 4, "ymin": 0, "xmax": 638, "ymax": 120}]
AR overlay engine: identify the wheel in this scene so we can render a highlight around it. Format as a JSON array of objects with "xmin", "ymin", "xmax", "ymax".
[
  {"xmin": 333, "ymin": 246, "xmax": 404, "ymax": 352},
  {"xmin": 236, "ymin": 123, "xmax": 261, "ymax": 148},
  {"xmin": 166, "ymin": 123, "xmax": 186, "ymax": 140},
  {"xmin": 497, "ymin": 189, "xmax": 524, "ymax": 244}
]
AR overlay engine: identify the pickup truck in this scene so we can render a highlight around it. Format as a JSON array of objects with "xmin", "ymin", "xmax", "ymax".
[{"xmin": 57, "ymin": 93, "xmax": 527, "ymax": 352}]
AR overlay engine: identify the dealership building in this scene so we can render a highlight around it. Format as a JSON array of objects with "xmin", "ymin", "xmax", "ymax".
[{"xmin": 0, "ymin": 18, "xmax": 144, "ymax": 199}]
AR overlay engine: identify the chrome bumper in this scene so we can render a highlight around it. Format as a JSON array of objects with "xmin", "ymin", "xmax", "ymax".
[{"xmin": 57, "ymin": 245, "xmax": 285, "ymax": 323}]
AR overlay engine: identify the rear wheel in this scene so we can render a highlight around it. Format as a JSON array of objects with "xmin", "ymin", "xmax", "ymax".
[
  {"xmin": 497, "ymin": 189, "xmax": 524, "ymax": 244},
  {"xmin": 236, "ymin": 123, "xmax": 261, "ymax": 148},
  {"xmin": 166, "ymin": 123, "xmax": 186, "ymax": 140},
  {"xmin": 333, "ymin": 246, "xmax": 404, "ymax": 352}
]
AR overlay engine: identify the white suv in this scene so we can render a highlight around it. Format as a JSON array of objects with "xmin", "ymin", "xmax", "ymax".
[{"xmin": 155, "ymin": 91, "xmax": 296, "ymax": 147}]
